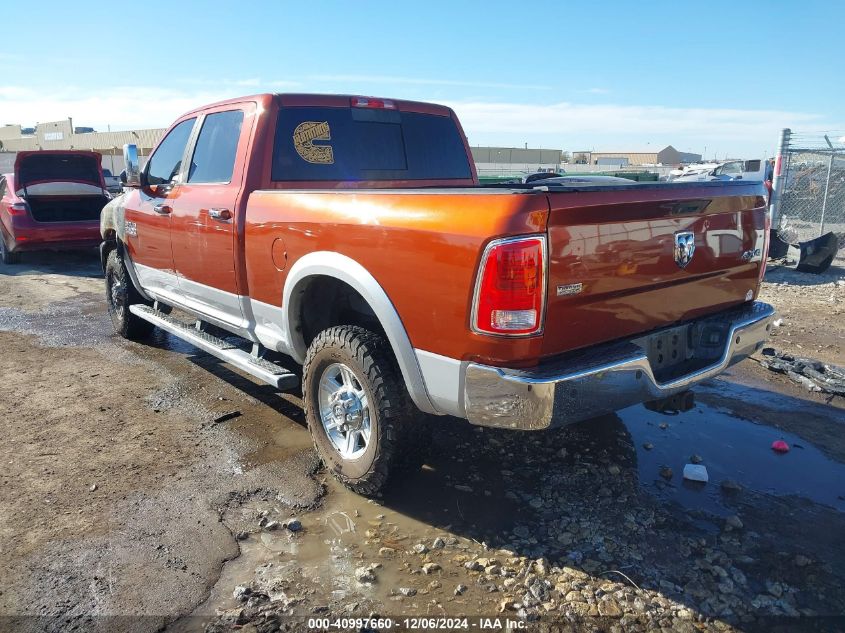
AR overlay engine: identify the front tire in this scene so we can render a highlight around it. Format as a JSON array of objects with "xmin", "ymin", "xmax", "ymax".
[
  {"xmin": 105, "ymin": 249, "xmax": 154, "ymax": 340},
  {"xmin": 303, "ymin": 325, "xmax": 420, "ymax": 496}
]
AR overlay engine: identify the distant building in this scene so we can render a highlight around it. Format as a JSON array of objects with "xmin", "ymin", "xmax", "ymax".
[
  {"xmin": 0, "ymin": 118, "xmax": 166, "ymax": 172},
  {"xmin": 586, "ymin": 145, "xmax": 702, "ymax": 167},
  {"xmin": 471, "ymin": 146, "xmax": 562, "ymax": 177}
]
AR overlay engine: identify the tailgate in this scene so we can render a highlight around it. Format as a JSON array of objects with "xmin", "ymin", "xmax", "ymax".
[{"xmin": 541, "ymin": 181, "xmax": 768, "ymax": 357}]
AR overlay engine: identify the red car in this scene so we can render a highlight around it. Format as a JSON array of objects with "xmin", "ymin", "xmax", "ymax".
[{"xmin": 0, "ymin": 150, "xmax": 110, "ymax": 264}]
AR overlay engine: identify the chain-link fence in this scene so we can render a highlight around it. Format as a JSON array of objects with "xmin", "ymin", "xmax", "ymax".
[{"xmin": 772, "ymin": 129, "xmax": 845, "ymax": 247}]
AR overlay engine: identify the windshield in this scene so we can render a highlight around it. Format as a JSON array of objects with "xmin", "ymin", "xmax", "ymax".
[{"xmin": 272, "ymin": 106, "xmax": 472, "ymax": 182}]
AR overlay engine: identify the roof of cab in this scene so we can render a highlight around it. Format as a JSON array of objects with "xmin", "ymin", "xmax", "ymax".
[{"xmin": 177, "ymin": 93, "xmax": 454, "ymax": 118}]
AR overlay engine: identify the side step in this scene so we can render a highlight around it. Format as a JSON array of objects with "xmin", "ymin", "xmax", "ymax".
[{"xmin": 129, "ymin": 305, "xmax": 299, "ymax": 390}]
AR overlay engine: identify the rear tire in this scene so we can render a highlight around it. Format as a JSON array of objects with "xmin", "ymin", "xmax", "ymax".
[
  {"xmin": 105, "ymin": 249, "xmax": 154, "ymax": 340},
  {"xmin": 0, "ymin": 235, "xmax": 20, "ymax": 265},
  {"xmin": 303, "ymin": 325, "xmax": 425, "ymax": 496}
]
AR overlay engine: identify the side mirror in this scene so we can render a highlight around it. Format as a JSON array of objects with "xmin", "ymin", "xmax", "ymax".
[
  {"xmin": 734, "ymin": 175, "xmax": 743, "ymax": 180},
  {"xmin": 123, "ymin": 144, "xmax": 142, "ymax": 187},
  {"xmin": 119, "ymin": 169, "xmax": 127, "ymax": 184}
]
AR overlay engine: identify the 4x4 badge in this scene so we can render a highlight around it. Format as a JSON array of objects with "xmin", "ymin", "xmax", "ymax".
[{"xmin": 674, "ymin": 231, "xmax": 695, "ymax": 268}]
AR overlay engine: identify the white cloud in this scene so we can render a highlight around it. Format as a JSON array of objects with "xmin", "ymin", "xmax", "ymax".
[
  {"xmin": 1, "ymin": 84, "xmax": 840, "ymax": 157},
  {"xmin": 0, "ymin": 85, "xmax": 232, "ymax": 129},
  {"xmin": 444, "ymin": 100, "xmax": 840, "ymax": 155}
]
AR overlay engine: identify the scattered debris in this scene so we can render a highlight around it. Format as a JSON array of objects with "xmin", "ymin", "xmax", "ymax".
[
  {"xmin": 355, "ymin": 566, "xmax": 377, "ymax": 584},
  {"xmin": 725, "ymin": 515, "xmax": 744, "ymax": 530},
  {"xmin": 772, "ymin": 440, "xmax": 791, "ymax": 454},
  {"xmin": 757, "ymin": 348, "xmax": 845, "ymax": 396},
  {"xmin": 642, "ymin": 442, "xmax": 654, "ymax": 450},
  {"xmin": 794, "ymin": 555, "xmax": 812, "ymax": 567},
  {"xmin": 454, "ymin": 584, "xmax": 467, "ymax": 596},
  {"xmin": 683, "ymin": 464, "xmax": 709, "ymax": 483},
  {"xmin": 690, "ymin": 454, "xmax": 703, "ymax": 464},
  {"xmin": 422, "ymin": 562, "xmax": 441, "ymax": 575},
  {"xmin": 398, "ymin": 587, "xmax": 417, "ymax": 597},
  {"xmin": 659, "ymin": 466, "xmax": 673, "ymax": 480},
  {"xmin": 720, "ymin": 479, "xmax": 743, "ymax": 492},
  {"xmin": 212, "ymin": 410, "xmax": 242, "ymax": 424},
  {"xmin": 285, "ymin": 519, "xmax": 302, "ymax": 532},
  {"xmin": 89, "ymin": 483, "xmax": 97, "ymax": 492}
]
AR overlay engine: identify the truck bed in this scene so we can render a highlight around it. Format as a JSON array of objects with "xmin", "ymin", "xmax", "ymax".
[{"xmin": 246, "ymin": 179, "xmax": 767, "ymax": 366}]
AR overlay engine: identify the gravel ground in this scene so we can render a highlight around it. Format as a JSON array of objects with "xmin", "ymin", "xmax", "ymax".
[{"xmin": 0, "ymin": 251, "xmax": 843, "ymax": 633}]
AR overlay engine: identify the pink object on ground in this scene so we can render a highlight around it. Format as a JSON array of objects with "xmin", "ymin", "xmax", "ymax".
[{"xmin": 771, "ymin": 440, "xmax": 790, "ymax": 453}]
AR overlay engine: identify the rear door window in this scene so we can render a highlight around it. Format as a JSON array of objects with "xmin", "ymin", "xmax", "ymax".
[
  {"xmin": 188, "ymin": 110, "xmax": 244, "ymax": 184},
  {"xmin": 272, "ymin": 106, "xmax": 472, "ymax": 181},
  {"xmin": 146, "ymin": 118, "xmax": 196, "ymax": 186}
]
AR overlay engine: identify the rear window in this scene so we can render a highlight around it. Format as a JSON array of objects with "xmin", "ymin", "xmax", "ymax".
[{"xmin": 272, "ymin": 106, "xmax": 472, "ymax": 182}]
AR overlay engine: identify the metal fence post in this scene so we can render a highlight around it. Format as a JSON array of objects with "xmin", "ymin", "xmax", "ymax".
[
  {"xmin": 819, "ymin": 135, "xmax": 835, "ymax": 236},
  {"xmin": 770, "ymin": 128, "xmax": 791, "ymax": 228}
]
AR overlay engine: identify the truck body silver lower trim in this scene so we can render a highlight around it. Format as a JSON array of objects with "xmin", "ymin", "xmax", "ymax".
[{"xmin": 463, "ymin": 301, "xmax": 776, "ymax": 430}]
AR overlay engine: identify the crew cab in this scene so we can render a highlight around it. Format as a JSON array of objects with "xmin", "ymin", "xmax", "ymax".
[
  {"xmin": 1, "ymin": 150, "xmax": 109, "ymax": 264},
  {"xmin": 101, "ymin": 93, "xmax": 775, "ymax": 494}
]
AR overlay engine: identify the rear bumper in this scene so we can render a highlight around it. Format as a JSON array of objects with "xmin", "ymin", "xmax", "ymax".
[
  {"xmin": 463, "ymin": 301, "xmax": 775, "ymax": 430},
  {"xmin": 5, "ymin": 215, "xmax": 100, "ymax": 251}
]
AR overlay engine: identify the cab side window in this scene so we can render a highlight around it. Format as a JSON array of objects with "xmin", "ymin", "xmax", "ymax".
[
  {"xmin": 188, "ymin": 110, "xmax": 244, "ymax": 184},
  {"xmin": 146, "ymin": 118, "xmax": 196, "ymax": 186},
  {"xmin": 720, "ymin": 161, "xmax": 742, "ymax": 176}
]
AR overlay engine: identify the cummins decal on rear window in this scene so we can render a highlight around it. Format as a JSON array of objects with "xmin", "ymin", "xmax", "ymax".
[
  {"xmin": 272, "ymin": 106, "xmax": 472, "ymax": 181},
  {"xmin": 292, "ymin": 121, "xmax": 334, "ymax": 165}
]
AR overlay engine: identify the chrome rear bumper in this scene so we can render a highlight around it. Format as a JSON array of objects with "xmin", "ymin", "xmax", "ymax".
[{"xmin": 463, "ymin": 301, "xmax": 775, "ymax": 430}]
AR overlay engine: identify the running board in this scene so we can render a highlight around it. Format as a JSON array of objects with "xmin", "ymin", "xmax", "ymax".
[{"xmin": 129, "ymin": 305, "xmax": 299, "ymax": 390}]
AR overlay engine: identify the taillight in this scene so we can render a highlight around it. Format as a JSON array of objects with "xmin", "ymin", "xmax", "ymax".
[
  {"xmin": 472, "ymin": 235, "xmax": 546, "ymax": 336},
  {"xmin": 351, "ymin": 96, "xmax": 395, "ymax": 109},
  {"xmin": 7, "ymin": 202, "xmax": 27, "ymax": 216}
]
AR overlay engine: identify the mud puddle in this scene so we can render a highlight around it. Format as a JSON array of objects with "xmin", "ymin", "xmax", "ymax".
[
  {"xmin": 620, "ymin": 399, "xmax": 845, "ymax": 516},
  {"xmin": 184, "ymin": 482, "xmax": 445, "ymax": 626},
  {"xmin": 0, "ymin": 293, "xmax": 111, "ymax": 346}
]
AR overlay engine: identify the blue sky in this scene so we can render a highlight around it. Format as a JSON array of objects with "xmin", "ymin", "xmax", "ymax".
[{"xmin": 1, "ymin": 0, "xmax": 842, "ymax": 158}]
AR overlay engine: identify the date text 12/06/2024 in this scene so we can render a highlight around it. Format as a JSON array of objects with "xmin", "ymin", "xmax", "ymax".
[{"xmin": 306, "ymin": 617, "xmax": 527, "ymax": 630}]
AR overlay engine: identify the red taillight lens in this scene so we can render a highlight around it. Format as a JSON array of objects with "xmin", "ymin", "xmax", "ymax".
[
  {"xmin": 473, "ymin": 236, "xmax": 546, "ymax": 335},
  {"xmin": 351, "ymin": 96, "xmax": 395, "ymax": 109},
  {"xmin": 7, "ymin": 202, "xmax": 27, "ymax": 216}
]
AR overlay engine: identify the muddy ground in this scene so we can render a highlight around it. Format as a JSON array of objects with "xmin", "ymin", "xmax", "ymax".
[{"xmin": 0, "ymin": 252, "xmax": 843, "ymax": 633}]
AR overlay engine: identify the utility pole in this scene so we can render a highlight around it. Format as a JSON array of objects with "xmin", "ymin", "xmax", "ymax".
[{"xmin": 769, "ymin": 128, "xmax": 791, "ymax": 228}]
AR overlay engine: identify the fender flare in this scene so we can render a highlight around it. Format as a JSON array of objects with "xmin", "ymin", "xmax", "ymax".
[{"xmin": 282, "ymin": 251, "xmax": 438, "ymax": 415}]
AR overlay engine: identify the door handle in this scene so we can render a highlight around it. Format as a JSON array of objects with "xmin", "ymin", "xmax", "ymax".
[
  {"xmin": 153, "ymin": 204, "xmax": 172, "ymax": 215},
  {"xmin": 207, "ymin": 208, "xmax": 232, "ymax": 222}
]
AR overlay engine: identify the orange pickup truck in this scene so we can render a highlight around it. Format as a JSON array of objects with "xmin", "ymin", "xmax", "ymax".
[{"xmin": 101, "ymin": 93, "xmax": 774, "ymax": 494}]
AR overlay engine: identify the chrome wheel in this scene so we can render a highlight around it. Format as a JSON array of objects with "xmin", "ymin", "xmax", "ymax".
[
  {"xmin": 107, "ymin": 270, "xmax": 126, "ymax": 318},
  {"xmin": 318, "ymin": 362, "xmax": 371, "ymax": 460}
]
